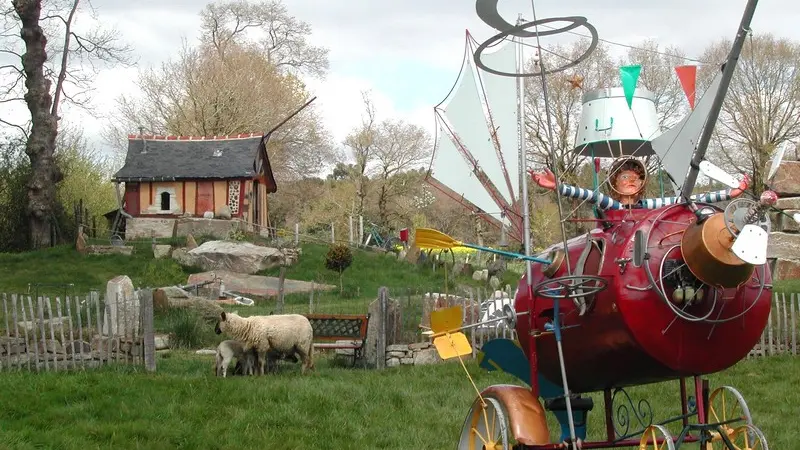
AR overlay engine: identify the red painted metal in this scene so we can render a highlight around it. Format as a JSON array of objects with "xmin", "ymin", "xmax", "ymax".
[{"xmin": 513, "ymin": 203, "xmax": 772, "ymax": 394}]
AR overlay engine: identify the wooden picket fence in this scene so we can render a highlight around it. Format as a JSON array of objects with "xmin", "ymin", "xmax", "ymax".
[
  {"xmin": 748, "ymin": 292, "xmax": 798, "ymax": 357},
  {"xmin": 0, "ymin": 291, "xmax": 156, "ymax": 372}
]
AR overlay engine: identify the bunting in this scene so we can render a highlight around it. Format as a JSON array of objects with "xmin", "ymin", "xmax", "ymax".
[
  {"xmin": 619, "ymin": 65, "xmax": 641, "ymax": 109},
  {"xmin": 674, "ymin": 65, "xmax": 698, "ymax": 110}
]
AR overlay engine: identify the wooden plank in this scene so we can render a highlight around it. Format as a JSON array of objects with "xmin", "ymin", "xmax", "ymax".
[
  {"xmin": 376, "ymin": 287, "xmax": 387, "ymax": 370},
  {"xmin": 45, "ymin": 298, "xmax": 58, "ymax": 371},
  {"xmin": 36, "ymin": 297, "xmax": 49, "ymax": 371},
  {"xmin": 3, "ymin": 294, "xmax": 10, "ymax": 371},
  {"xmin": 56, "ymin": 298, "xmax": 67, "ymax": 369},
  {"xmin": 11, "ymin": 295, "xmax": 20, "ymax": 371},
  {"xmin": 141, "ymin": 290, "xmax": 156, "ymax": 372},
  {"xmin": 26, "ymin": 297, "xmax": 40, "ymax": 372},
  {"xmin": 65, "ymin": 297, "xmax": 83, "ymax": 370},
  {"xmin": 791, "ymin": 292, "xmax": 797, "ymax": 356},
  {"xmin": 775, "ymin": 295, "xmax": 782, "ymax": 354},
  {"xmin": 782, "ymin": 293, "xmax": 789, "ymax": 353}
]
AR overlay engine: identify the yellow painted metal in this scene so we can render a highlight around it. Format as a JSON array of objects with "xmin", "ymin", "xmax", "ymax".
[
  {"xmin": 414, "ymin": 227, "xmax": 464, "ymax": 250},
  {"xmin": 433, "ymin": 332, "xmax": 473, "ymax": 360},
  {"xmin": 430, "ymin": 305, "xmax": 463, "ymax": 334}
]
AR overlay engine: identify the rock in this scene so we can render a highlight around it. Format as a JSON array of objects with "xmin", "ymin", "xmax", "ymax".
[
  {"xmin": 776, "ymin": 210, "xmax": 800, "ymax": 233},
  {"xmin": 102, "ymin": 275, "xmax": 139, "ymax": 337},
  {"xmin": 16, "ymin": 317, "xmax": 69, "ymax": 334},
  {"xmin": 386, "ymin": 344, "xmax": 408, "ymax": 352},
  {"xmin": 216, "ymin": 205, "xmax": 232, "ymax": 220},
  {"xmin": 65, "ymin": 340, "xmax": 92, "ymax": 355},
  {"xmin": 172, "ymin": 240, "xmax": 287, "ymax": 274},
  {"xmin": 773, "ymin": 259, "xmax": 800, "ymax": 279},
  {"xmin": 776, "ymin": 197, "xmax": 800, "ymax": 210},
  {"xmin": 770, "ymin": 161, "xmax": 800, "ymax": 196},
  {"xmin": 487, "ymin": 258, "xmax": 507, "ymax": 278},
  {"xmin": 472, "ymin": 270, "xmax": 483, "ymax": 281},
  {"xmin": 153, "ymin": 288, "xmax": 224, "ymax": 321},
  {"xmin": 388, "ymin": 351, "xmax": 406, "ymax": 358},
  {"xmin": 489, "ymin": 276, "xmax": 501, "ymax": 290},
  {"xmin": 186, "ymin": 234, "xmax": 198, "ymax": 250},
  {"xmin": 413, "ymin": 348, "xmax": 442, "ymax": 366},
  {"xmin": 386, "ymin": 357, "xmax": 401, "ymax": 368},
  {"xmin": 153, "ymin": 244, "xmax": 171, "ymax": 259},
  {"xmin": 195, "ymin": 349, "xmax": 216, "ymax": 355},
  {"xmin": 408, "ymin": 342, "xmax": 431, "ymax": 351},
  {"xmin": 400, "ymin": 357, "xmax": 414, "ymax": 365},
  {"xmin": 767, "ymin": 232, "xmax": 800, "ymax": 260},
  {"xmin": 203, "ymin": 211, "xmax": 214, "ymax": 219},
  {"xmin": 154, "ymin": 335, "xmax": 170, "ymax": 350}
]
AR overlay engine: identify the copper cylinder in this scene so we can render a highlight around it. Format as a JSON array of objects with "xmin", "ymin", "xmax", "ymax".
[{"xmin": 680, "ymin": 212, "xmax": 754, "ymax": 288}]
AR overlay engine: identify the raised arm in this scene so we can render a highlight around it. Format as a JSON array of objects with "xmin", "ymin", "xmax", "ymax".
[
  {"xmin": 530, "ymin": 169, "xmax": 623, "ymax": 211},
  {"xmin": 639, "ymin": 174, "xmax": 750, "ymax": 209}
]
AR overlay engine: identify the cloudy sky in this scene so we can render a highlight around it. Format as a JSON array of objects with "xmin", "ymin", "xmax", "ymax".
[{"xmin": 3, "ymin": 0, "xmax": 798, "ymax": 167}]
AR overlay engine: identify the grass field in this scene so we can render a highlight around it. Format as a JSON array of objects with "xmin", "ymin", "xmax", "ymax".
[{"xmin": 0, "ymin": 351, "xmax": 795, "ymax": 449}]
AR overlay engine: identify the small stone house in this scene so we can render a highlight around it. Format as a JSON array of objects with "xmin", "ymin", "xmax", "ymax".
[{"xmin": 112, "ymin": 132, "xmax": 277, "ymax": 237}]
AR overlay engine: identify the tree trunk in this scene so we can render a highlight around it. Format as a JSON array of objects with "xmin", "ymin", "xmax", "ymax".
[{"xmin": 13, "ymin": 0, "xmax": 64, "ymax": 249}]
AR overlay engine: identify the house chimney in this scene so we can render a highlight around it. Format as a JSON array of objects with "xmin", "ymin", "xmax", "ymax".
[{"xmin": 139, "ymin": 126, "xmax": 147, "ymax": 154}]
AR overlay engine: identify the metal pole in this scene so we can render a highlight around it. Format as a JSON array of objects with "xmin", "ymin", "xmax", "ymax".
[
  {"xmin": 527, "ymin": 4, "xmax": 578, "ymax": 447},
  {"xmin": 680, "ymin": 0, "xmax": 759, "ymax": 199}
]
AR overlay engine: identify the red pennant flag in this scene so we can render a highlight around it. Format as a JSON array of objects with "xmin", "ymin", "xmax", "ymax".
[{"xmin": 675, "ymin": 65, "xmax": 697, "ymax": 110}]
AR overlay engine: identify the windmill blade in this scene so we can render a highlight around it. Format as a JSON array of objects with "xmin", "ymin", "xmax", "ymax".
[
  {"xmin": 767, "ymin": 141, "xmax": 791, "ymax": 181},
  {"xmin": 699, "ymin": 160, "xmax": 739, "ymax": 189},
  {"xmin": 731, "ymin": 224, "xmax": 769, "ymax": 265}
]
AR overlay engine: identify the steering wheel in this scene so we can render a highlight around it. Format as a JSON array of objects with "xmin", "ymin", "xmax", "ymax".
[
  {"xmin": 723, "ymin": 198, "xmax": 771, "ymax": 238},
  {"xmin": 532, "ymin": 275, "xmax": 608, "ymax": 300}
]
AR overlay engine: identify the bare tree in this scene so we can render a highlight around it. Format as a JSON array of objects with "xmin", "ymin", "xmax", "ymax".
[
  {"xmin": 371, "ymin": 120, "xmax": 432, "ymax": 226},
  {"xmin": 200, "ymin": 0, "xmax": 329, "ymax": 78},
  {"xmin": 5, "ymin": 0, "xmax": 131, "ymax": 248},
  {"xmin": 105, "ymin": 41, "xmax": 334, "ymax": 181},
  {"xmin": 524, "ymin": 40, "xmax": 617, "ymax": 183},
  {"xmin": 342, "ymin": 91, "xmax": 377, "ymax": 219},
  {"xmin": 699, "ymin": 33, "xmax": 800, "ymax": 194},
  {"xmin": 621, "ymin": 39, "xmax": 690, "ymax": 131}
]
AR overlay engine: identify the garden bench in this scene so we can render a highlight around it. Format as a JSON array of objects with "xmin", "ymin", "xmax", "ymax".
[{"xmin": 304, "ymin": 313, "xmax": 370, "ymax": 367}]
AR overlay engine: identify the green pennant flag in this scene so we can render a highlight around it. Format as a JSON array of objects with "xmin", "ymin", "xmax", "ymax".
[{"xmin": 620, "ymin": 65, "xmax": 641, "ymax": 109}]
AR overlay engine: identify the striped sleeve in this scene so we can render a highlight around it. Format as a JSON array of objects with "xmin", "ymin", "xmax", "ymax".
[
  {"xmin": 557, "ymin": 184, "xmax": 623, "ymax": 210},
  {"xmin": 640, "ymin": 189, "xmax": 734, "ymax": 209}
]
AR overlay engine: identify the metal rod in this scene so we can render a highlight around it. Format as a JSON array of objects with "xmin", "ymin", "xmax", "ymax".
[{"xmin": 680, "ymin": 0, "xmax": 759, "ymax": 199}]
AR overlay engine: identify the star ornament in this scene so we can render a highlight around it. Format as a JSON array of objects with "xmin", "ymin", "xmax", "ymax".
[{"xmin": 567, "ymin": 74, "xmax": 584, "ymax": 90}]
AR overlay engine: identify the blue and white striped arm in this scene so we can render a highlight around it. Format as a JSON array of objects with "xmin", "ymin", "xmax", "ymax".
[
  {"xmin": 641, "ymin": 189, "xmax": 733, "ymax": 209},
  {"xmin": 557, "ymin": 184, "xmax": 624, "ymax": 210}
]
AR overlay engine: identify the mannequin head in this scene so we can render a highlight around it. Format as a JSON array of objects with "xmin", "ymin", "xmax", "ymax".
[{"xmin": 608, "ymin": 157, "xmax": 647, "ymax": 205}]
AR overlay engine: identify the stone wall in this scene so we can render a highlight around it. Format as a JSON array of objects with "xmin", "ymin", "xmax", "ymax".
[
  {"xmin": 768, "ymin": 157, "xmax": 800, "ymax": 279},
  {"xmin": 384, "ymin": 342, "xmax": 445, "ymax": 367},
  {"xmin": 0, "ymin": 335, "xmax": 144, "ymax": 371},
  {"xmin": 126, "ymin": 217, "xmax": 242, "ymax": 240}
]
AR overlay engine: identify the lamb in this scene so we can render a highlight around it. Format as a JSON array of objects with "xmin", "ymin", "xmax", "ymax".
[
  {"xmin": 215, "ymin": 311, "xmax": 314, "ymax": 375},
  {"xmin": 215, "ymin": 339, "xmax": 257, "ymax": 378}
]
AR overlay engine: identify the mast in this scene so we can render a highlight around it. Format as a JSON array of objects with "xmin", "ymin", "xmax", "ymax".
[{"xmin": 680, "ymin": 0, "xmax": 759, "ymax": 199}]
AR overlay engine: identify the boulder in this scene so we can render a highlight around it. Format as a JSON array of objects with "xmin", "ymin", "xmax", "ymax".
[
  {"xmin": 766, "ymin": 232, "xmax": 800, "ymax": 260},
  {"xmin": 770, "ymin": 161, "xmax": 800, "ymax": 196},
  {"xmin": 102, "ymin": 275, "xmax": 139, "ymax": 337},
  {"xmin": 172, "ymin": 240, "xmax": 286, "ymax": 274},
  {"xmin": 153, "ymin": 287, "xmax": 224, "ymax": 321}
]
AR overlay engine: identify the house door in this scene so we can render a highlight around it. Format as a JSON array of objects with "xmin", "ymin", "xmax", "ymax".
[
  {"xmin": 252, "ymin": 180, "xmax": 260, "ymax": 225},
  {"xmin": 196, "ymin": 182, "xmax": 214, "ymax": 216},
  {"xmin": 124, "ymin": 183, "xmax": 140, "ymax": 216}
]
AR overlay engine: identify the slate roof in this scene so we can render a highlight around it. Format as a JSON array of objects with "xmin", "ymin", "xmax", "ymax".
[{"xmin": 113, "ymin": 133, "xmax": 268, "ymax": 182}]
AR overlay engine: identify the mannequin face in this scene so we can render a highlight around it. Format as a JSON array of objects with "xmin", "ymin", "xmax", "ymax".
[{"xmin": 614, "ymin": 169, "xmax": 644, "ymax": 202}]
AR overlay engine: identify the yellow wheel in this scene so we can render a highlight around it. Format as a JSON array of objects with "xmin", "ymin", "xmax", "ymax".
[
  {"xmin": 716, "ymin": 424, "xmax": 769, "ymax": 450},
  {"xmin": 638, "ymin": 424, "xmax": 676, "ymax": 450},
  {"xmin": 708, "ymin": 386, "xmax": 753, "ymax": 446},
  {"xmin": 458, "ymin": 397, "xmax": 516, "ymax": 450}
]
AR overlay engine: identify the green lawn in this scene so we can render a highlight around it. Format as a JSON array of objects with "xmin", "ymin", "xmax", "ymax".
[{"xmin": 0, "ymin": 352, "xmax": 795, "ymax": 449}]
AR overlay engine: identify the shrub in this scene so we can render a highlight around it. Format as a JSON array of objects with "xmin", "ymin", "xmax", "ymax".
[{"xmin": 325, "ymin": 244, "xmax": 353, "ymax": 295}]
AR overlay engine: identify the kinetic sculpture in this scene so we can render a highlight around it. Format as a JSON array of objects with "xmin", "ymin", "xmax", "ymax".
[{"xmin": 416, "ymin": 0, "xmax": 797, "ymax": 448}]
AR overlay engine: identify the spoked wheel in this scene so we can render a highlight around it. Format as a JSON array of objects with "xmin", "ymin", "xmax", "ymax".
[
  {"xmin": 532, "ymin": 275, "xmax": 608, "ymax": 315},
  {"xmin": 638, "ymin": 424, "xmax": 676, "ymax": 450},
  {"xmin": 458, "ymin": 397, "xmax": 515, "ymax": 450},
  {"xmin": 715, "ymin": 424, "xmax": 769, "ymax": 450},
  {"xmin": 707, "ymin": 386, "xmax": 753, "ymax": 446}
]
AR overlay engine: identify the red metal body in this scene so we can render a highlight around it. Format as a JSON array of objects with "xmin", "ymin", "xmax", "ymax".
[{"xmin": 514, "ymin": 204, "xmax": 772, "ymax": 394}]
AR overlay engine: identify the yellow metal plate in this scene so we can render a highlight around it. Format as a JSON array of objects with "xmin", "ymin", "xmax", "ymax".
[
  {"xmin": 430, "ymin": 305, "xmax": 462, "ymax": 334},
  {"xmin": 433, "ymin": 332, "xmax": 472, "ymax": 360}
]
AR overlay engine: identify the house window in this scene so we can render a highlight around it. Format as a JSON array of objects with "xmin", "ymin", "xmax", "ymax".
[{"xmin": 160, "ymin": 191, "xmax": 171, "ymax": 211}]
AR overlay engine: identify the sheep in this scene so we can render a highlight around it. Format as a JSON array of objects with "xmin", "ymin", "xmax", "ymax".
[
  {"xmin": 215, "ymin": 339, "xmax": 257, "ymax": 378},
  {"xmin": 215, "ymin": 311, "xmax": 314, "ymax": 376}
]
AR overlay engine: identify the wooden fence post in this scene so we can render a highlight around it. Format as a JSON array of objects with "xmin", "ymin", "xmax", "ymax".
[
  {"xmin": 141, "ymin": 289, "xmax": 156, "ymax": 372},
  {"xmin": 377, "ymin": 287, "xmax": 387, "ymax": 370},
  {"xmin": 277, "ymin": 266, "xmax": 286, "ymax": 313}
]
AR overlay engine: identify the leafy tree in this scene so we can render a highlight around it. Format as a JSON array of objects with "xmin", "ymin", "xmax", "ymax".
[{"xmin": 324, "ymin": 244, "xmax": 353, "ymax": 295}]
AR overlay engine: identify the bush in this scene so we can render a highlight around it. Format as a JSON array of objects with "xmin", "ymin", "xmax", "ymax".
[{"xmin": 325, "ymin": 243, "xmax": 353, "ymax": 295}]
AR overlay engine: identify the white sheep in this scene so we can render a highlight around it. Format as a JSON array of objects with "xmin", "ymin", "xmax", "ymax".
[
  {"xmin": 214, "ymin": 339, "xmax": 256, "ymax": 378},
  {"xmin": 215, "ymin": 311, "xmax": 314, "ymax": 375}
]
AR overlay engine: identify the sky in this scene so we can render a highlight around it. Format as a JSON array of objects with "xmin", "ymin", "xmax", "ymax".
[{"xmin": 1, "ymin": 0, "xmax": 798, "ymax": 174}]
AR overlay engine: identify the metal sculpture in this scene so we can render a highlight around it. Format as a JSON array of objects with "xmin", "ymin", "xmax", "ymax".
[{"xmin": 414, "ymin": 0, "xmax": 797, "ymax": 448}]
